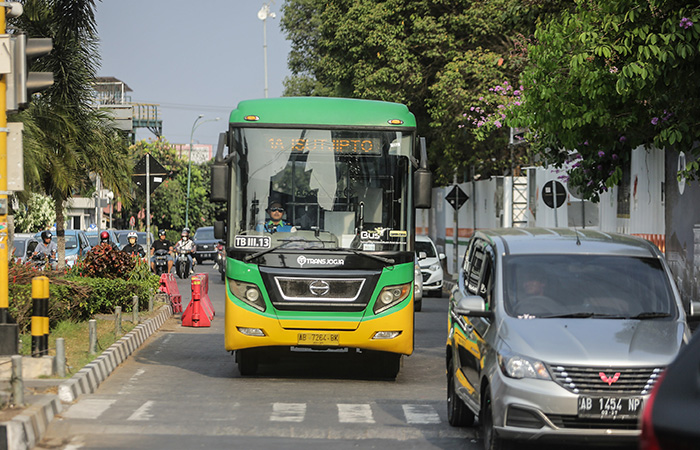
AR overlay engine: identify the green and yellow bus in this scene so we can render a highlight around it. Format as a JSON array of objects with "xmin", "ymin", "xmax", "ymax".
[{"xmin": 210, "ymin": 97, "xmax": 432, "ymax": 379}]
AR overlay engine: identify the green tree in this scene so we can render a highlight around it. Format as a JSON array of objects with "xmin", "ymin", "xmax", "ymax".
[
  {"xmin": 512, "ymin": 0, "xmax": 700, "ymax": 200},
  {"xmin": 13, "ymin": 193, "xmax": 56, "ymax": 232},
  {"xmin": 281, "ymin": 0, "xmax": 565, "ymax": 184},
  {"xmin": 10, "ymin": 0, "xmax": 132, "ymax": 267}
]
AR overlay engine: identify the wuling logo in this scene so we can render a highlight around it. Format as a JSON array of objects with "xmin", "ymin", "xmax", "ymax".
[{"xmin": 599, "ymin": 372, "xmax": 621, "ymax": 385}]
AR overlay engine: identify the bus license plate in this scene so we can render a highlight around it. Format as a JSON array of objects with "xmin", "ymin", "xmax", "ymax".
[
  {"xmin": 578, "ymin": 396, "xmax": 643, "ymax": 419},
  {"xmin": 297, "ymin": 333, "xmax": 340, "ymax": 346}
]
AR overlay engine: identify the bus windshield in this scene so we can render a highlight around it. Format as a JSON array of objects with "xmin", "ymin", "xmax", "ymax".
[{"xmin": 232, "ymin": 127, "xmax": 414, "ymax": 251}]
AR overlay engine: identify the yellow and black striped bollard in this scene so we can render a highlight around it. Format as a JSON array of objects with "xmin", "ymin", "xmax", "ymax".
[{"xmin": 31, "ymin": 276, "xmax": 49, "ymax": 357}]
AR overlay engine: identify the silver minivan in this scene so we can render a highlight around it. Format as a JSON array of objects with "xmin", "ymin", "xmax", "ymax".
[{"xmin": 446, "ymin": 228, "xmax": 700, "ymax": 449}]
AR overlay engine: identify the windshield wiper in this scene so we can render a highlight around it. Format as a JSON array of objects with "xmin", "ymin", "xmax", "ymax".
[
  {"xmin": 344, "ymin": 248, "xmax": 395, "ymax": 264},
  {"xmin": 244, "ymin": 237, "xmax": 343, "ymax": 262},
  {"xmin": 244, "ymin": 240, "xmax": 296, "ymax": 262},
  {"xmin": 628, "ymin": 312, "xmax": 671, "ymax": 320},
  {"xmin": 540, "ymin": 312, "xmax": 626, "ymax": 319}
]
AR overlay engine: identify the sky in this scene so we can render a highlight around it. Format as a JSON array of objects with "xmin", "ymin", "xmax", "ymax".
[{"xmin": 95, "ymin": 0, "xmax": 292, "ymax": 148}]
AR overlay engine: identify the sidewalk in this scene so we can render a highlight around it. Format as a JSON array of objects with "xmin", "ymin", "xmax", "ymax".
[{"xmin": 0, "ymin": 304, "xmax": 173, "ymax": 450}]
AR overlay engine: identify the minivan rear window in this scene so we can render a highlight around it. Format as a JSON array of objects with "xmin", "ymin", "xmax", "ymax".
[{"xmin": 504, "ymin": 255, "xmax": 677, "ymax": 319}]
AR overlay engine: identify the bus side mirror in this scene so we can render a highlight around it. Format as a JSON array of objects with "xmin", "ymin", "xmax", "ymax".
[
  {"xmin": 214, "ymin": 221, "xmax": 225, "ymax": 240},
  {"xmin": 415, "ymin": 169, "xmax": 432, "ymax": 208},
  {"xmin": 414, "ymin": 137, "xmax": 432, "ymax": 208},
  {"xmin": 211, "ymin": 163, "xmax": 228, "ymax": 202}
]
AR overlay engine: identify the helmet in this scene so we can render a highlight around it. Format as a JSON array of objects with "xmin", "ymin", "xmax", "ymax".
[
  {"xmin": 100, "ymin": 231, "xmax": 109, "ymax": 240},
  {"xmin": 181, "ymin": 228, "xmax": 190, "ymax": 237},
  {"xmin": 41, "ymin": 230, "xmax": 52, "ymax": 240},
  {"xmin": 158, "ymin": 229, "xmax": 166, "ymax": 237},
  {"xmin": 127, "ymin": 231, "xmax": 138, "ymax": 240}
]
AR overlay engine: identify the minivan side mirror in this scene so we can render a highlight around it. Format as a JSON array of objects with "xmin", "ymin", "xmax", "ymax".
[
  {"xmin": 417, "ymin": 251, "xmax": 427, "ymax": 260},
  {"xmin": 439, "ymin": 252, "xmax": 446, "ymax": 260},
  {"xmin": 454, "ymin": 295, "xmax": 494, "ymax": 318}
]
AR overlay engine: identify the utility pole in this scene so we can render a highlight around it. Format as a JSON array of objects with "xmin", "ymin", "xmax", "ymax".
[
  {"xmin": 0, "ymin": 2, "xmax": 53, "ymax": 355},
  {"xmin": 0, "ymin": 5, "xmax": 9, "ymax": 330}
]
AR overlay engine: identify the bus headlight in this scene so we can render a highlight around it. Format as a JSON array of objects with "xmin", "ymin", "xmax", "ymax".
[
  {"xmin": 374, "ymin": 283, "xmax": 411, "ymax": 314},
  {"xmin": 228, "ymin": 279, "xmax": 266, "ymax": 312}
]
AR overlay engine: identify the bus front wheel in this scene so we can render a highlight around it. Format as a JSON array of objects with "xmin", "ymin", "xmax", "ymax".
[
  {"xmin": 374, "ymin": 353, "xmax": 401, "ymax": 380},
  {"xmin": 237, "ymin": 349, "xmax": 259, "ymax": 376}
]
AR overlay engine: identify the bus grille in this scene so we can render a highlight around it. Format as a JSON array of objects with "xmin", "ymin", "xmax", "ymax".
[
  {"xmin": 259, "ymin": 268, "xmax": 380, "ymax": 312},
  {"xmin": 275, "ymin": 277, "xmax": 365, "ymax": 302}
]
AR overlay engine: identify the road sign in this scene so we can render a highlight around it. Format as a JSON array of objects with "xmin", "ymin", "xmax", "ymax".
[
  {"xmin": 542, "ymin": 180, "xmax": 567, "ymax": 208},
  {"xmin": 133, "ymin": 154, "xmax": 168, "ymax": 195},
  {"xmin": 445, "ymin": 185, "xmax": 469, "ymax": 210}
]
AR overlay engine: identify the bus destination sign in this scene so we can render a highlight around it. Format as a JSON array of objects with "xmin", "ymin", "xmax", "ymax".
[{"xmin": 269, "ymin": 137, "xmax": 382, "ymax": 155}]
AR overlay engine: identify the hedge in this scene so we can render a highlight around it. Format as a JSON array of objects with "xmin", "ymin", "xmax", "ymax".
[{"xmin": 8, "ymin": 258, "xmax": 161, "ymax": 333}]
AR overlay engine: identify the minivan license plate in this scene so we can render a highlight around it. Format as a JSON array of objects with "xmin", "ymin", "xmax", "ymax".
[
  {"xmin": 578, "ymin": 396, "xmax": 643, "ymax": 419},
  {"xmin": 297, "ymin": 333, "xmax": 340, "ymax": 346}
]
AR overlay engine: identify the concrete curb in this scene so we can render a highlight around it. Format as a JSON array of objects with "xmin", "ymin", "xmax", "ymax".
[{"xmin": 1, "ymin": 304, "xmax": 173, "ymax": 450}]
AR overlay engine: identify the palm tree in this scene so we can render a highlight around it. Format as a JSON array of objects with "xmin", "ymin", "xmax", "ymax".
[{"xmin": 11, "ymin": 0, "xmax": 132, "ymax": 268}]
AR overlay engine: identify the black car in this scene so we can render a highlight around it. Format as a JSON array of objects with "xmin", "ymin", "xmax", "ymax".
[
  {"xmin": 639, "ymin": 321, "xmax": 700, "ymax": 450},
  {"xmin": 193, "ymin": 226, "xmax": 219, "ymax": 263}
]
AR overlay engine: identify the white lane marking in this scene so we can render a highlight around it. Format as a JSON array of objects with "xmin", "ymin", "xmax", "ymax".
[
  {"xmin": 127, "ymin": 400, "xmax": 155, "ymax": 421},
  {"xmin": 62, "ymin": 398, "xmax": 116, "ymax": 419},
  {"xmin": 270, "ymin": 402, "xmax": 306, "ymax": 422},
  {"xmin": 402, "ymin": 404, "xmax": 441, "ymax": 424},
  {"xmin": 154, "ymin": 334, "xmax": 172, "ymax": 355},
  {"xmin": 338, "ymin": 403, "xmax": 375, "ymax": 423},
  {"xmin": 118, "ymin": 368, "xmax": 146, "ymax": 395}
]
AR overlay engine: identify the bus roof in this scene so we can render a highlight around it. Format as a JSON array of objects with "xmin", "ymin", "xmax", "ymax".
[{"xmin": 229, "ymin": 97, "xmax": 417, "ymax": 129}]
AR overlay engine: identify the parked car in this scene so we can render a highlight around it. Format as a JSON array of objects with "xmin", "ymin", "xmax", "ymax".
[
  {"xmin": 193, "ymin": 226, "xmax": 218, "ymax": 264},
  {"xmin": 86, "ymin": 229, "xmax": 121, "ymax": 250},
  {"xmin": 414, "ymin": 262, "xmax": 423, "ymax": 311},
  {"xmin": 446, "ymin": 228, "xmax": 698, "ymax": 449},
  {"xmin": 639, "ymin": 320, "xmax": 700, "ymax": 450},
  {"xmin": 11, "ymin": 233, "xmax": 38, "ymax": 264},
  {"xmin": 415, "ymin": 235, "xmax": 445, "ymax": 297},
  {"xmin": 33, "ymin": 229, "xmax": 92, "ymax": 267},
  {"xmin": 115, "ymin": 230, "xmax": 154, "ymax": 249}
]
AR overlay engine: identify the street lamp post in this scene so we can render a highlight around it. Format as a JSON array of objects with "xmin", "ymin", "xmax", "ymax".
[
  {"xmin": 257, "ymin": 2, "xmax": 276, "ymax": 98},
  {"xmin": 185, "ymin": 115, "xmax": 220, "ymax": 229}
]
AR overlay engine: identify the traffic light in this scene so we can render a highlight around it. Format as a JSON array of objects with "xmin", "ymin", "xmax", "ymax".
[{"xmin": 6, "ymin": 32, "xmax": 53, "ymax": 111}]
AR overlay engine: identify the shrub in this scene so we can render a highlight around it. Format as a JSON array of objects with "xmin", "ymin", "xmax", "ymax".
[
  {"xmin": 72, "ymin": 244, "xmax": 135, "ymax": 279},
  {"xmin": 8, "ymin": 259, "xmax": 161, "ymax": 333}
]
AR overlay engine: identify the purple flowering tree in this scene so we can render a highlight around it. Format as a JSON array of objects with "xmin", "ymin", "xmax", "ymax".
[{"xmin": 510, "ymin": 0, "xmax": 700, "ymax": 201}]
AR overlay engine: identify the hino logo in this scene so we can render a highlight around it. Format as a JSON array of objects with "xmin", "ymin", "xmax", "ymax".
[
  {"xmin": 309, "ymin": 280, "xmax": 330, "ymax": 296},
  {"xmin": 599, "ymin": 372, "xmax": 621, "ymax": 385}
]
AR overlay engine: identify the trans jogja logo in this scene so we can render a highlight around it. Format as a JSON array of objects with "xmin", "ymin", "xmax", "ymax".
[{"xmin": 297, "ymin": 255, "xmax": 345, "ymax": 267}]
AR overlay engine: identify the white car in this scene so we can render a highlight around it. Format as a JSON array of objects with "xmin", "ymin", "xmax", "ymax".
[{"xmin": 416, "ymin": 235, "xmax": 445, "ymax": 297}]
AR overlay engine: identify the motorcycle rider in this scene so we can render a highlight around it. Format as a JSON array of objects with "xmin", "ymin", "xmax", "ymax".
[
  {"xmin": 32, "ymin": 230, "xmax": 57, "ymax": 266},
  {"xmin": 98, "ymin": 230, "xmax": 116, "ymax": 248},
  {"xmin": 174, "ymin": 228, "xmax": 197, "ymax": 272},
  {"xmin": 150, "ymin": 229, "xmax": 174, "ymax": 273},
  {"xmin": 121, "ymin": 231, "xmax": 146, "ymax": 258}
]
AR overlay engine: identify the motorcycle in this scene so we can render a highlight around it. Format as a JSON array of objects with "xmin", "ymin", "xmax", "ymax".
[
  {"xmin": 153, "ymin": 249, "xmax": 170, "ymax": 275},
  {"xmin": 28, "ymin": 253, "xmax": 56, "ymax": 271},
  {"xmin": 175, "ymin": 248, "xmax": 192, "ymax": 279}
]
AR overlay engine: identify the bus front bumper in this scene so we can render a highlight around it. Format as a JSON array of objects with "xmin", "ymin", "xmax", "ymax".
[{"xmin": 224, "ymin": 297, "xmax": 414, "ymax": 356}]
